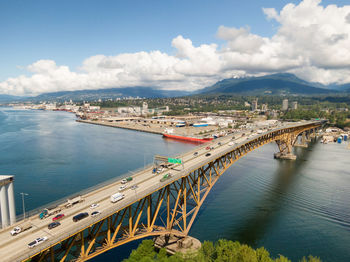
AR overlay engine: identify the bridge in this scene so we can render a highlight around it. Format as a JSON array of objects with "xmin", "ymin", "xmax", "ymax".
[{"xmin": 0, "ymin": 120, "xmax": 325, "ymax": 262}]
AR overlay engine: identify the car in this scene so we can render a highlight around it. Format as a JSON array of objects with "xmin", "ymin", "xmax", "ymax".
[
  {"xmin": 73, "ymin": 212, "xmax": 89, "ymax": 222},
  {"xmin": 48, "ymin": 222, "xmax": 61, "ymax": 230},
  {"xmin": 52, "ymin": 214, "xmax": 64, "ymax": 221},
  {"xmin": 193, "ymin": 152, "xmax": 198, "ymax": 156},
  {"xmin": 218, "ymin": 142, "xmax": 221, "ymax": 146},
  {"xmin": 160, "ymin": 173, "xmax": 172, "ymax": 182},
  {"xmin": 210, "ymin": 147, "xmax": 214, "ymax": 150},
  {"xmin": 91, "ymin": 211, "xmax": 101, "ymax": 217},
  {"xmin": 131, "ymin": 185, "xmax": 138, "ymax": 190},
  {"xmin": 205, "ymin": 146, "xmax": 210, "ymax": 150},
  {"xmin": 119, "ymin": 185, "xmax": 126, "ymax": 191},
  {"xmin": 228, "ymin": 142, "xmax": 234, "ymax": 146},
  {"xmin": 27, "ymin": 236, "xmax": 48, "ymax": 249},
  {"xmin": 90, "ymin": 203, "xmax": 99, "ymax": 209},
  {"xmin": 121, "ymin": 177, "xmax": 133, "ymax": 184},
  {"xmin": 205, "ymin": 153, "xmax": 211, "ymax": 157}
]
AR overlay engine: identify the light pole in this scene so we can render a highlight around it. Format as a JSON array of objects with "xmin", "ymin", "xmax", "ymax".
[{"xmin": 20, "ymin": 193, "xmax": 29, "ymax": 220}]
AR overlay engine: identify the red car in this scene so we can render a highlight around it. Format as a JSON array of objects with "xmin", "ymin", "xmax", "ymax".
[
  {"xmin": 52, "ymin": 214, "xmax": 64, "ymax": 221},
  {"xmin": 206, "ymin": 146, "xmax": 210, "ymax": 150}
]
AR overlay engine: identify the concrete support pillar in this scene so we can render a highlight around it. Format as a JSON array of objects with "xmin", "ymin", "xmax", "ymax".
[
  {"xmin": 0, "ymin": 185, "xmax": 9, "ymax": 228},
  {"xmin": 7, "ymin": 182, "xmax": 16, "ymax": 225}
]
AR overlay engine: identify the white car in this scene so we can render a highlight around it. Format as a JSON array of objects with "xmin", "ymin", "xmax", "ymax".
[
  {"xmin": 91, "ymin": 211, "xmax": 101, "ymax": 217},
  {"xmin": 28, "ymin": 236, "xmax": 48, "ymax": 249},
  {"xmin": 119, "ymin": 185, "xmax": 126, "ymax": 191},
  {"xmin": 90, "ymin": 203, "xmax": 99, "ymax": 209}
]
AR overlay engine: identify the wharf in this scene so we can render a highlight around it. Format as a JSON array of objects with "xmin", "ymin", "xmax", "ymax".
[{"xmin": 76, "ymin": 119, "xmax": 163, "ymax": 135}]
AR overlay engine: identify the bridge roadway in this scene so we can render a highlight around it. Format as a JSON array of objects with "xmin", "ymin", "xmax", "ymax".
[{"xmin": 0, "ymin": 121, "xmax": 319, "ymax": 262}]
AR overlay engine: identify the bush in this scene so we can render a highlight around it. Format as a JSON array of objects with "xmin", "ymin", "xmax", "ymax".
[{"xmin": 123, "ymin": 239, "xmax": 322, "ymax": 262}]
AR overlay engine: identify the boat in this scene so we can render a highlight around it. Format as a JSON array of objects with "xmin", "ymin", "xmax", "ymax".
[
  {"xmin": 193, "ymin": 123, "xmax": 208, "ymax": 127},
  {"xmin": 162, "ymin": 133, "xmax": 213, "ymax": 143}
]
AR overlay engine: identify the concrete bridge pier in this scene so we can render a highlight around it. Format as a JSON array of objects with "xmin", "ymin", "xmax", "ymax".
[
  {"xmin": 0, "ymin": 175, "xmax": 16, "ymax": 228},
  {"xmin": 294, "ymin": 132, "xmax": 308, "ymax": 148},
  {"xmin": 274, "ymin": 133, "xmax": 297, "ymax": 160}
]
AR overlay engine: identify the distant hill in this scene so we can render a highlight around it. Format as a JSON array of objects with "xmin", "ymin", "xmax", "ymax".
[
  {"xmin": 0, "ymin": 94, "xmax": 25, "ymax": 102},
  {"xmin": 199, "ymin": 73, "xmax": 338, "ymax": 95},
  {"xmin": 30, "ymin": 87, "xmax": 192, "ymax": 102}
]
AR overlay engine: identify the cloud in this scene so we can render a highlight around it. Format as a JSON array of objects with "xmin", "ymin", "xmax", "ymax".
[{"xmin": 1, "ymin": 0, "xmax": 350, "ymax": 96}]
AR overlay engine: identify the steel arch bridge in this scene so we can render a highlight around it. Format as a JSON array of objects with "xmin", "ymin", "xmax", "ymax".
[{"xmin": 25, "ymin": 121, "xmax": 325, "ymax": 262}]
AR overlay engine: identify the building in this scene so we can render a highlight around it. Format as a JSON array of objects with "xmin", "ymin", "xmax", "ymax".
[
  {"xmin": 292, "ymin": 101, "xmax": 298, "ymax": 110},
  {"xmin": 282, "ymin": 99, "xmax": 288, "ymax": 110},
  {"xmin": 251, "ymin": 99, "xmax": 258, "ymax": 111},
  {"xmin": 261, "ymin": 104, "xmax": 268, "ymax": 111}
]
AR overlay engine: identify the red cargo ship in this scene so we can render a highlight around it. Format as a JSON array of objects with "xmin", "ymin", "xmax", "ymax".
[{"xmin": 162, "ymin": 133, "xmax": 213, "ymax": 143}]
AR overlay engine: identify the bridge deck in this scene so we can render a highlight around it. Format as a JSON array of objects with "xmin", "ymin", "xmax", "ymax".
[{"xmin": 0, "ymin": 121, "xmax": 323, "ymax": 262}]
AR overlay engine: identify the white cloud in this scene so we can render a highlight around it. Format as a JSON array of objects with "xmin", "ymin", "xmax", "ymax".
[{"xmin": 1, "ymin": 0, "xmax": 350, "ymax": 96}]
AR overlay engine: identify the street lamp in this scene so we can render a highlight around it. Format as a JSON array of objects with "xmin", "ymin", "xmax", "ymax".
[{"xmin": 20, "ymin": 193, "xmax": 29, "ymax": 220}]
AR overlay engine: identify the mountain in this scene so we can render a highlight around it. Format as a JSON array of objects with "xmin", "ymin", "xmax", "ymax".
[
  {"xmin": 30, "ymin": 87, "xmax": 192, "ymax": 102},
  {"xmin": 0, "ymin": 94, "xmax": 26, "ymax": 102},
  {"xmin": 200, "ymin": 73, "xmax": 337, "ymax": 95}
]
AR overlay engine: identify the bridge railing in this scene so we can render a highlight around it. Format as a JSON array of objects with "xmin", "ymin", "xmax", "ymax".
[{"xmin": 12, "ymin": 147, "xmax": 196, "ymax": 225}]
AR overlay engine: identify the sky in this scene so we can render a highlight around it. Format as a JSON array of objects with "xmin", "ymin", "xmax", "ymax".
[{"xmin": 1, "ymin": 0, "xmax": 350, "ymax": 96}]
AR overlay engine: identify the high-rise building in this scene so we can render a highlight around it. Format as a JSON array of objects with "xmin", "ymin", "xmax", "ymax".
[
  {"xmin": 252, "ymin": 99, "xmax": 258, "ymax": 111},
  {"xmin": 261, "ymin": 104, "xmax": 268, "ymax": 111},
  {"xmin": 282, "ymin": 99, "xmax": 288, "ymax": 110},
  {"xmin": 292, "ymin": 101, "xmax": 298, "ymax": 110}
]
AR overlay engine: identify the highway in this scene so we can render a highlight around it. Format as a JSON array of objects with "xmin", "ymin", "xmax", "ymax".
[{"xmin": 0, "ymin": 121, "xmax": 320, "ymax": 262}]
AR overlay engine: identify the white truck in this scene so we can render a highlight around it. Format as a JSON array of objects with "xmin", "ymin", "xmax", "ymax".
[
  {"xmin": 10, "ymin": 222, "xmax": 32, "ymax": 236},
  {"xmin": 65, "ymin": 195, "xmax": 84, "ymax": 208},
  {"xmin": 110, "ymin": 193, "xmax": 124, "ymax": 203}
]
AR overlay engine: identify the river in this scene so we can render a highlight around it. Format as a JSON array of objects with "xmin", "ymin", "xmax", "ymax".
[{"xmin": 0, "ymin": 108, "xmax": 349, "ymax": 261}]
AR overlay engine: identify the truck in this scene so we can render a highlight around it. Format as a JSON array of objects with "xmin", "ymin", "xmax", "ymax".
[
  {"xmin": 39, "ymin": 206, "xmax": 62, "ymax": 219},
  {"xmin": 110, "ymin": 193, "xmax": 124, "ymax": 203},
  {"xmin": 10, "ymin": 222, "xmax": 32, "ymax": 236},
  {"xmin": 121, "ymin": 177, "xmax": 133, "ymax": 184},
  {"xmin": 65, "ymin": 195, "xmax": 84, "ymax": 208}
]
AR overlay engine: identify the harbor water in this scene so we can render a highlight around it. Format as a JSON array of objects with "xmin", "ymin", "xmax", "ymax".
[{"xmin": 0, "ymin": 108, "xmax": 349, "ymax": 261}]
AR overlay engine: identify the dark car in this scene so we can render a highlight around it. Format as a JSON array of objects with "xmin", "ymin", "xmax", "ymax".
[
  {"xmin": 73, "ymin": 212, "xmax": 89, "ymax": 222},
  {"xmin": 193, "ymin": 152, "xmax": 198, "ymax": 156},
  {"xmin": 205, "ymin": 153, "xmax": 211, "ymax": 157},
  {"xmin": 48, "ymin": 222, "xmax": 61, "ymax": 230}
]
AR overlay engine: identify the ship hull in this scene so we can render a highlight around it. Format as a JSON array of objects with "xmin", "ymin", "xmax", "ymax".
[{"xmin": 162, "ymin": 133, "xmax": 213, "ymax": 143}]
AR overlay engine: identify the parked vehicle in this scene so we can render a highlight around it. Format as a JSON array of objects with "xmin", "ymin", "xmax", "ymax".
[
  {"xmin": 27, "ymin": 236, "xmax": 48, "ymax": 249},
  {"xmin": 131, "ymin": 185, "xmax": 138, "ymax": 190},
  {"xmin": 152, "ymin": 168, "xmax": 157, "ymax": 174},
  {"xmin": 228, "ymin": 142, "xmax": 234, "ymax": 146},
  {"xmin": 193, "ymin": 152, "xmax": 198, "ymax": 156},
  {"xmin": 91, "ymin": 211, "xmax": 101, "ymax": 217},
  {"xmin": 205, "ymin": 153, "xmax": 211, "ymax": 157},
  {"xmin": 160, "ymin": 173, "xmax": 172, "ymax": 182},
  {"xmin": 48, "ymin": 222, "xmax": 61, "ymax": 230},
  {"xmin": 218, "ymin": 142, "xmax": 221, "ymax": 146},
  {"xmin": 73, "ymin": 212, "xmax": 89, "ymax": 222},
  {"xmin": 110, "ymin": 193, "xmax": 125, "ymax": 203},
  {"xmin": 205, "ymin": 146, "xmax": 210, "ymax": 150},
  {"xmin": 90, "ymin": 203, "xmax": 99, "ymax": 209},
  {"xmin": 121, "ymin": 177, "xmax": 133, "ymax": 184},
  {"xmin": 10, "ymin": 222, "xmax": 32, "ymax": 236},
  {"xmin": 52, "ymin": 214, "xmax": 64, "ymax": 221}
]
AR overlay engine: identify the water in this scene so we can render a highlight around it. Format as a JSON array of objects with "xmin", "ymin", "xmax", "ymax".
[{"xmin": 1, "ymin": 108, "xmax": 349, "ymax": 262}]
